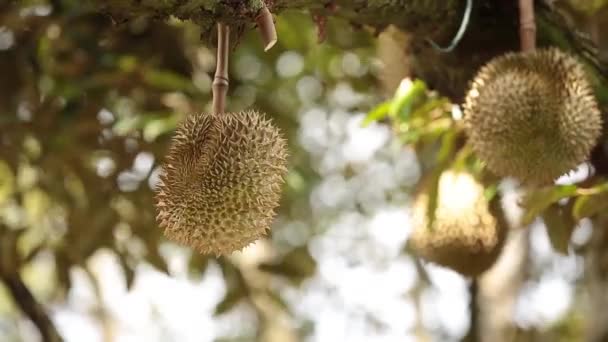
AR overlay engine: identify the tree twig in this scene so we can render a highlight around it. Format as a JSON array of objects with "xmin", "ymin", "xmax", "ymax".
[
  {"xmin": 212, "ymin": 22, "xmax": 230, "ymax": 114},
  {"xmin": 0, "ymin": 229, "xmax": 63, "ymax": 342},
  {"xmin": 519, "ymin": 0, "xmax": 536, "ymax": 51},
  {"xmin": 0, "ymin": 273, "xmax": 63, "ymax": 342}
]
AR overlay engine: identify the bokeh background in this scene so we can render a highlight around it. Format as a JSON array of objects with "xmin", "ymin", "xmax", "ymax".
[{"xmin": 0, "ymin": 1, "xmax": 600, "ymax": 341}]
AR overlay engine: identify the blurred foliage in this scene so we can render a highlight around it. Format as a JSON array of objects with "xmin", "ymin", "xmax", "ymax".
[
  {"xmin": 2, "ymin": 0, "xmax": 608, "ymax": 341},
  {"xmin": 0, "ymin": 1, "xmax": 381, "ymax": 340}
]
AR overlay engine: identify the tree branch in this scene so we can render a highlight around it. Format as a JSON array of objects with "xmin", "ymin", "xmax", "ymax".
[
  {"xmin": 0, "ymin": 273, "xmax": 63, "ymax": 342},
  {"xmin": 90, "ymin": 0, "xmax": 462, "ymax": 42},
  {"xmin": 0, "ymin": 230, "xmax": 63, "ymax": 342}
]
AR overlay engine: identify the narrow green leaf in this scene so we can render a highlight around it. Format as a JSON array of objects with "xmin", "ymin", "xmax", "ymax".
[
  {"xmin": 483, "ymin": 184, "xmax": 499, "ymax": 202},
  {"xmin": 425, "ymin": 172, "xmax": 441, "ymax": 231},
  {"xmin": 389, "ymin": 79, "xmax": 427, "ymax": 122},
  {"xmin": 118, "ymin": 253, "xmax": 135, "ymax": 290},
  {"xmin": 542, "ymin": 205, "xmax": 576, "ymax": 255},
  {"xmin": 147, "ymin": 247, "xmax": 169, "ymax": 275},
  {"xmin": 188, "ymin": 253, "xmax": 209, "ymax": 280},
  {"xmin": 143, "ymin": 69, "xmax": 197, "ymax": 93},
  {"xmin": 362, "ymin": 101, "xmax": 391, "ymax": 126},
  {"xmin": 520, "ymin": 185, "xmax": 578, "ymax": 226},
  {"xmin": 409, "ymin": 97, "xmax": 448, "ymax": 119},
  {"xmin": 214, "ymin": 288, "xmax": 248, "ymax": 316},
  {"xmin": 572, "ymin": 193, "xmax": 608, "ymax": 220},
  {"xmin": 258, "ymin": 246, "xmax": 316, "ymax": 285},
  {"xmin": 215, "ymin": 260, "xmax": 249, "ymax": 316},
  {"xmin": 55, "ymin": 253, "xmax": 72, "ymax": 294}
]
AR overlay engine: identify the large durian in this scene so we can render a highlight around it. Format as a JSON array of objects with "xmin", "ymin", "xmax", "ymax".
[
  {"xmin": 463, "ymin": 47, "xmax": 601, "ymax": 184},
  {"xmin": 155, "ymin": 110, "xmax": 288, "ymax": 256},
  {"xmin": 409, "ymin": 171, "xmax": 508, "ymax": 277}
]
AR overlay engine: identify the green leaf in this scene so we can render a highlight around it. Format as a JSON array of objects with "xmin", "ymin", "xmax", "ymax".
[
  {"xmin": 258, "ymin": 246, "xmax": 316, "ymax": 285},
  {"xmin": 389, "ymin": 79, "xmax": 427, "ymax": 122},
  {"xmin": 146, "ymin": 246, "xmax": 169, "ymax": 275},
  {"xmin": 483, "ymin": 184, "xmax": 499, "ymax": 202},
  {"xmin": 118, "ymin": 253, "xmax": 136, "ymax": 290},
  {"xmin": 143, "ymin": 115, "xmax": 180, "ymax": 142},
  {"xmin": 542, "ymin": 204, "xmax": 576, "ymax": 255},
  {"xmin": 409, "ymin": 97, "xmax": 448, "ymax": 119},
  {"xmin": 520, "ymin": 185, "xmax": 578, "ymax": 226},
  {"xmin": 215, "ymin": 260, "xmax": 249, "ymax": 316},
  {"xmin": 362, "ymin": 101, "xmax": 391, "ymax": 127},
  {"xmin": 143, "ymin": 69, "xmax": 197, "ymax": 93},
  {"xmin": 214, "ymin": 287, "xmax": 248, "ymax": 316},
  {"xmin": 188, "ymin": 253, "xmax": 209, "ymax": 280},
  {"xmin": 424, "ymin": 172, "xmax": 441, "ymax": 231},
  {"xmin": 54, "ymin": 253, "xmax": 73, "ymax": 294},
  {"xmin": 572, "ymin": 193, "xmax": 608, "ymax": 220}
]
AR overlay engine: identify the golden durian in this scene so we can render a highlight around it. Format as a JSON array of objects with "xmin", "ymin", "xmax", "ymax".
[
  {"xmin": 409, "ymin": 171, "xmax": 508, "ymax": 277},
  {"xmin": 463, "ymin": 47, "xmax": 601, "ymax": 184},
  {"xmin": 155, "ymin": 110, "xmax": 288, "ymax": 256}
]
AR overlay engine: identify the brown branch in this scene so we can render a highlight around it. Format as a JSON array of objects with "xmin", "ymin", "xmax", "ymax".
[
  {"xmin": 212, "ymin": 22, "xmax": 230, "ymax": 114},
  {"xmin": 0, "ymin": 273, "xmax": 63, "ymax": 342},
  {"xmin": 519, "ymin": 0, "xmax": 537, "ymax": 51},
  {"xmin": 0, "ymin": 230, "xmax": 63, "ymax": 342}
]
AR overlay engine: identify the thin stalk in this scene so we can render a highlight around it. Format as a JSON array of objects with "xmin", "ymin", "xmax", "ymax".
[
  {"xmin": 519, "ymin": 0, "xmax": 536, "ymax": 51},
  {"xmin": 0, "ymin": 230, "xmax": 63, "ymax": 342},
  {"xmin": 212, "ymin": 23, "xmax": 230, "ymax": 114}
]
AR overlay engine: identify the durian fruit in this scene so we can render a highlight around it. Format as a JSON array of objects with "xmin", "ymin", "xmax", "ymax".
[
  {"xmin": 463, "ymin": 47, "xmax": 601, "ymax": 184},
  {"xmin": 155, "ymin": 110, "xmax": 288, "ymax": 256},
  {"xmin": 409, "ymin": 171, "xmax": 508, "ymax": 277}
]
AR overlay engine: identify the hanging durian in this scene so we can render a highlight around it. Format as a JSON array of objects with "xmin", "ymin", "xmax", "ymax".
[
  {"xmin": 409, "ymin": 171, "xmax": 508, "ymax": 277},
  {"xmin": 156, "ymin": 18, "xmax": 288, "ymax": 256},
  {"xmin": 463, "ymin": 47, "xmax": 601, "ymax": 184}
]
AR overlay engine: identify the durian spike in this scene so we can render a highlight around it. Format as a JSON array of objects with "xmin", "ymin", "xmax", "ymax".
[
  {"xmin": 519, "ymin": 0, "xmax": 536, "ymax": 51},
  {"xmin": 213, "ymin": 23, "xmax": 230, "ymax": 114},
  {"xmin": 256, "ymin": 5, "xmax": 277, "ymax": 52}
]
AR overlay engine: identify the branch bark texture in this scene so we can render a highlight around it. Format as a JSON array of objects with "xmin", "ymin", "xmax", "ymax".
[{"xmin": 0, "ymin": 230, "xmax": 63, "ymax": 342}]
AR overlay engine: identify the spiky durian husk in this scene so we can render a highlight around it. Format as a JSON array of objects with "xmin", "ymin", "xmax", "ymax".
[
  {"xmin": 155, "ymin": 110, "xmax": 288, "ymax": 256},
  {"xmin": 409, "ymin": 171, "xmax": 508, "ymax": 277},
  {"xmin": 463, "ymin": 47, "xmax": 601, "ymax": 184}
]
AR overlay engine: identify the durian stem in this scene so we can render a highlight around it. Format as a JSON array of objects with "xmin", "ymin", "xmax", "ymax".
[
  {"xmin": 212, "ymin": 23, "xmax": 230, "ymax": 114},
  {"xmin": 256, "ymin": 5, "xmax": 277, "ymax": 52},
  {"xmin": 518, "ymin": 0, "xmax": 536, "ymax": 51}
]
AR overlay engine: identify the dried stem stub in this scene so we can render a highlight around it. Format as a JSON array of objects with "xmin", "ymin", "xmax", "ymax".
[{"xmin": 256, "ymin": 6, "xmax": 277, "ymax": 52}]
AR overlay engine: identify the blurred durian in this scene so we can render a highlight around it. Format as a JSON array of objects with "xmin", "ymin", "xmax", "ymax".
[
  {"xmin": 155, "ymin": 110, "xmax": 288, "ymax": 256},
  {"xmin": 463, "ymin": 47, "xmax": 601, "ymax": 184},
  {"xmin": 409, "ymin": 171, "xmax": 508, "ymax": 277}
]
